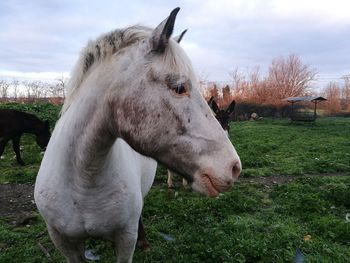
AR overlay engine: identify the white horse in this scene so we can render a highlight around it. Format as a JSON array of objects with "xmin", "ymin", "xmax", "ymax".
[
  {"xmin": 167, "ymin": 98, "xmax": 236, "ymax": 188},
  {"xmin": 34, "ymin": 8, "xmax": 241, "ymax": 263}
]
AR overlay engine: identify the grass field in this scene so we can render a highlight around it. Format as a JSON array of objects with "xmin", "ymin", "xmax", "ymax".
[{"xmin": 0, "ymin": 103, "xmax": 349, "ymax": 262}]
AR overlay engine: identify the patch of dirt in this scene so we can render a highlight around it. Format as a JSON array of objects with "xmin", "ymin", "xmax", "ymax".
[
  {"xmin": 0, "ymin": 172, "xmax": 348, "ymax": 222},
  {"xmin": 0, "ymin": 183, "xmax": 38, "ymax": 225}
]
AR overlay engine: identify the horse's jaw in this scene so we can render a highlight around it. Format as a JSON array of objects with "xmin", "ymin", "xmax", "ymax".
[{"xmin": 190, "ymin": 156, "xmax": 241, "ymax": 197}]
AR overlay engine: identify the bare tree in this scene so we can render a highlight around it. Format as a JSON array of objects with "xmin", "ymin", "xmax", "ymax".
[
  {"xmin": 324, "ymin": 82, "xmax": 341, "ymax": 114},
  {"xmin": 229, "ymin": 67, "xmax": 271, "ymax": 104},
  {"xmin": 21, "ymin": 81, "xmax": 46, "ymax": 99},
  {"xmin": 0, "ymin": 79, "xmax": 10, "ymax": 98},
  {"xmin": 47, "ymin": 83, "xmax": 60, "ymax": 97},
  {"xmin": 22, "ymin": 81, "xmax": 32, "ymax": 98},
  {"xmin": 55, "ymin": 75, "xmax": 67, "ymax": 98},
  {"xmin": 47, "ymin": 78, "xmax": 67, "ymax": 98},
  {"xmin": 30, "ymin": 81, "xmax": 44, "ymax": 99},
  {"xmin": 341, "ymin": 76, "xmax": 350, "ymax": 112},
  {"xmin": 246, "ymin": 67, "xmax": 269, "ymax": 104},
  {"xmin": 267, "ymin": 54, "xmax": 317, "ymax": 102},
  {"xmin": 229, "ymin": 68, "xmax": 248, "ymax": 100},
  {"xmin": 11, "ymin": 80, "xmax": 20, "ymax": 100},
  {"xmin": 229, "ymin": 55, "xmax": 317, "ymax": 106}
]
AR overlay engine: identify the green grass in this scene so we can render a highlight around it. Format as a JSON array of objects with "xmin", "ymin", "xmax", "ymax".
[
  {"xmin": 1, "ymin": 103, "xmax": 349, "ymax": 183},
  {"xmin": 0, "ymin": 103, "xmax": 350, "ymax": 262},
  {"xmin": 231, "ymin": 118, "xmax": 350, "ymax": 177},
  {"xmin": 1, "ymin": 177, "xmax": 349, "ymax": 262},
  {"xmin": 0, "ymin": 134, "xmax": 46, "ymax": 183}
]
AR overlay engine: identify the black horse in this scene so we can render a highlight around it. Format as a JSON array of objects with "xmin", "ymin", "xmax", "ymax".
[
  {"xmin": 207, "ymin": 97, "xmax": 236, "ymax": 133},
  {"xmin": 0, "ymin": 109, "xmax": 50, "ymax": 165}
]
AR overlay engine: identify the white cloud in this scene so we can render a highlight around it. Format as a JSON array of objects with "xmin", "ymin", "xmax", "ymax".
[
  {"xmin": 269, "ymin": 0, "xmax": 350, "ymax": 23},
  {"xmin": 0, "ymin": 0, "xmax": 349, "ymax": 87},
  {"xmin": 0, "ymin": 71, "xmax": 69, "ymax": 82}
]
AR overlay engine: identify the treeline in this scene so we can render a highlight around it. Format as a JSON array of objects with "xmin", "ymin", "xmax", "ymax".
[
  {"xmin": 1, "ymin": 54, "xmax": 349, "ymax": 116},
  {"xmin": 0, "ymin": 77, "xmax": 66, "ymax": 103},
  {"xmin": 203, "ymin": 54, "xmax": 350, "ymax": 116},
  {"xmin": 323, "ymin": 80, "xmax": 350, "ymax": 115}
]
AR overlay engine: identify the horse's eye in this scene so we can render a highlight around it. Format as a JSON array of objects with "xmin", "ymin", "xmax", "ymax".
[{"xmin": 173, "ymin": 84, "xmax": 187, "ymax": 95}]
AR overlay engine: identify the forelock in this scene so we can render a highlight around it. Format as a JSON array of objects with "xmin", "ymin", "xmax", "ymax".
[{"xmin": 162, "ymin": 40, "xmax": 196, "ymax": 80}]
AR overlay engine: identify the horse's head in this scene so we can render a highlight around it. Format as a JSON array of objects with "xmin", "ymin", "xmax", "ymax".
[
  {"xmin": 112, "ymin": 8, "xmax": 241, "ymax": 197},
  {"xmin": 36, "ymin": 120, "xmax": 50, "ymax": 149},
  {"xmin": 208, "ymin": 97, "xmax": 236, "ymax": 135}
]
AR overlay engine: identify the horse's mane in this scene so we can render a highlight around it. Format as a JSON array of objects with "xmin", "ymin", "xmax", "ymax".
[
  {"xmin": 61, "ymin": 25, "xmax": 152, "ymax": 113},
  {"xmin": 61, "ymin": 25, "xmax": 196, "ymax": 114}
]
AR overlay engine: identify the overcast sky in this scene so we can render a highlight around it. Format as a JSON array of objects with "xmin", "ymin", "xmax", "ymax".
[{"xmin": 1, "ymin": 0, "xmax": 350, "ymax": 88}]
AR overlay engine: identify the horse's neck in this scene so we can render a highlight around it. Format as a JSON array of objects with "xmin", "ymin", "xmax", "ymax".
[
  {"xmin": 65, "ymin": 94, "xmax": 117, "ymax": 176},
  {"xmin": 22, "ymin": 115, "xmax": 42, "ymax": 135}
]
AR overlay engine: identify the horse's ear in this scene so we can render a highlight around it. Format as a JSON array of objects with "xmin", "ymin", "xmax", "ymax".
[
  {"xmin": 151, "ymin": 7, "xmax": 180, "ymax": 52},
  {"xmin": 174, "ymin": 29, "xmax": 187, "ymax": 43},
  {"xmin": 209, "ymin": 99, "xmax": 220, "ymax": 115},
  {"xmin": 226, "ymin": 100, "xmax": 236, "ymax": 115},
  {"xmin": 207, "ymin": 96, "xmax": 214, "ymax": 106}
]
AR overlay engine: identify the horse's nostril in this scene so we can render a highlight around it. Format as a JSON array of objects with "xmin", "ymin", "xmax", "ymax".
[{"xmin": 232, "ymin": 161, "xmax": 241, "ymax": 179}]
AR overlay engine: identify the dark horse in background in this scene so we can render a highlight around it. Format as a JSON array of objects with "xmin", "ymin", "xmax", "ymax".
[
  {"xmin": 0, "ymin": 109, "xmax": 50, "ymax": 165},
  {"xmin": 207, "ymin": 96, "xmax": 236, "ymax": 135}
]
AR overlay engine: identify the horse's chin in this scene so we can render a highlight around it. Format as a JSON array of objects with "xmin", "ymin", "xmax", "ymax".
[
  {"xmin": 191, "ymin": 172, "xmax": 233, "ymax": 198},
  {"xmin": 191, "ymin": 181, "xmax": 220, "ymax": 197}
]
